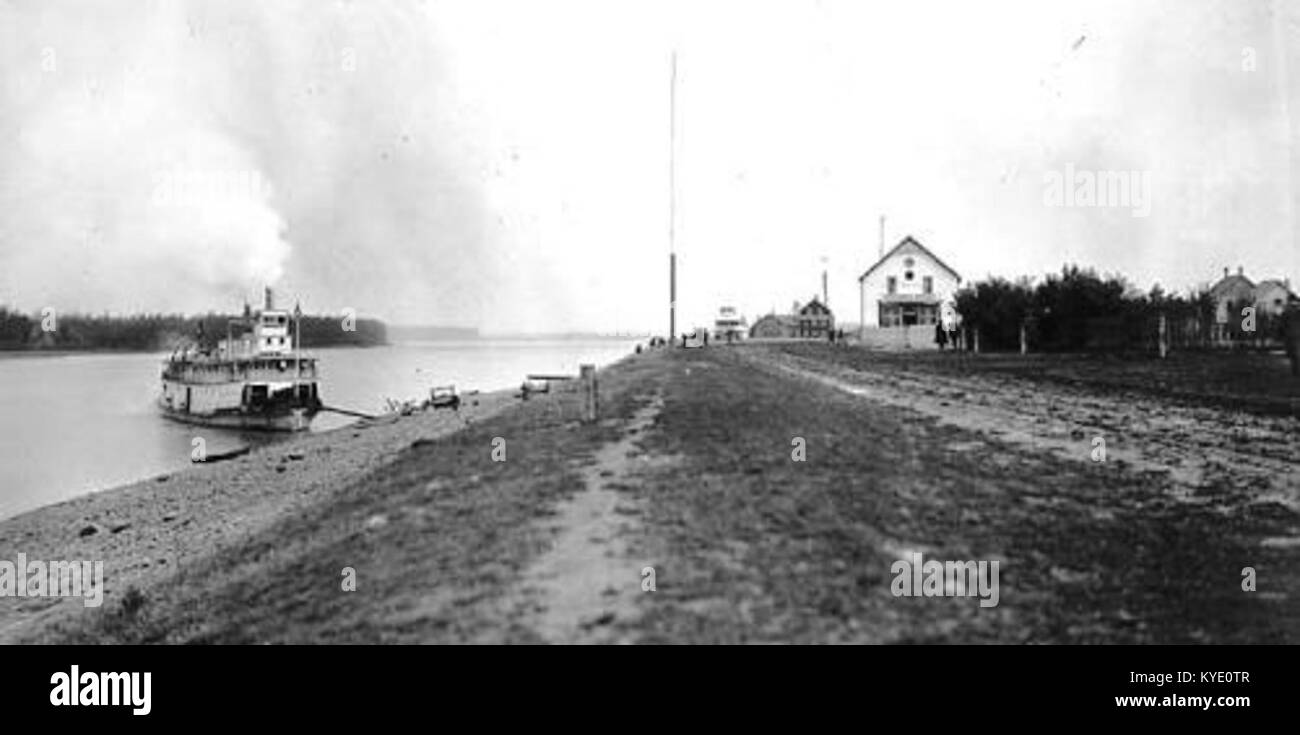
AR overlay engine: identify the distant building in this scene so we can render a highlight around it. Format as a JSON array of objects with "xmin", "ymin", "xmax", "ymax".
[
  {"xmin": 748, "ymin": 298, "xmax": 834, "ymax": 340},
  {"xmin": 858, "ymin": 236, "xmax": 961, "ymax": 331},
  {"xmin": 749, "ymin": 313, "xmax": 797, "ymax": 339},
  {"xmin": 713, "ymin": 306, "xmax": 748, "ymax": 341},
  {"xmin": 1208, "ymin": 266, "xmax": 1294, "ymax": 341},
  {"xmin": 1254, "ymin": 278, "xmax": 1295, "ymax": 316},
  {"xmin": 796, "ymin": 297, "xmax": 834, "ymax": 339},
  {"xmin": 1209, "ymin": 267, "xmax": 1255, "ymax": 328}
]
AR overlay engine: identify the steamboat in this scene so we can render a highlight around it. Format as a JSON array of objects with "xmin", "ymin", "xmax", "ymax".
[{"xmin": 159, "ymin": 289, "xmax": 322, "ymax": 431}]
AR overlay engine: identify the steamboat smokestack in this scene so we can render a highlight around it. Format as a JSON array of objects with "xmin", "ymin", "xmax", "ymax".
[{"xmin": 264, "ymin": 287, "xmax": 274, "ymax": 311}]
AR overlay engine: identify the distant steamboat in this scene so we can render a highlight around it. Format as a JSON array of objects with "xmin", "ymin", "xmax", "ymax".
[{"xmin": 159, "ymin": 289, "xmax": 322, "ymax": 432}]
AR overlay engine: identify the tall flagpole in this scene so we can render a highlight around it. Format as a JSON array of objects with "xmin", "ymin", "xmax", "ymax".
[
  {"xmin": 669, "ymin": 50, "xmax": 677, "ymax": 344},
  {"xmin": 294, "ymin": 301, "xmax": 301, "ymax": 397}
]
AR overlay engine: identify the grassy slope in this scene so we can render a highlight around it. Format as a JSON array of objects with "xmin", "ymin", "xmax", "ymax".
[
  {"xmin": 616, "ymin": 347, "xmax": 1297, "ymax": 643},
  {"xmin": 784, "ymin": 346, "xmax": 1300, "ymax": 417}
]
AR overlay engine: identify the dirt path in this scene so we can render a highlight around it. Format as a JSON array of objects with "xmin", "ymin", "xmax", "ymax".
[
  {"xmin": 745, "ymin": 348, "xmax": 1300, "ymax": 531},
  {"xmin": 511, "ymin": 394, "xmax": 664, "ymax": 643}
]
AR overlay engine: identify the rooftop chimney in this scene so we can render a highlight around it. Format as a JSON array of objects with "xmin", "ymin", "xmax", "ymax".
[
  {"xmin": 1223, "ymin": 267, "xmax": 1229, "ymax": 278},
  {"xmin": 1237, "ymin": 266, "xmax": 1244, "ymax": 277}
]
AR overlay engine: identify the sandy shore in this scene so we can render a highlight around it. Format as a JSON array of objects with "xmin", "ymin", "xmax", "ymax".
[{"xmin": 0, "ymin": 389, "xmax": 517, "ymax": 642}]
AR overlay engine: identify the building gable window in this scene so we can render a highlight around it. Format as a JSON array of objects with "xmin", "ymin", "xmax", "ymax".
[
  {"xmin": 887, "ymin": 276, "xmax": 897, "ymax": 294},
  {"xmin": 923, "ymin": 276, "xmax": 933, "ymax": 294}
]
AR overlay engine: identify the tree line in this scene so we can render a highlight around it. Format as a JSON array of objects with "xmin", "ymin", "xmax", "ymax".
[
  {"xmin": 0, "ymin": 309, "xmax": 387, "ymax": 352},
  {"xmin": 954, "ymin": 265, "xmax": 1292, "ymax": 353}
]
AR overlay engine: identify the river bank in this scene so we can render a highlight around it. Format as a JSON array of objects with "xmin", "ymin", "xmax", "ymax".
[
  {"xmin": 0, "ymin": 339, "xmax": 639, "ymax": 521},
  {"xmin": 2, "ymin": 345, "xmax": 1297, "ymax": 643},
  {"xmin": 0, "ymin": 388, "xmax": 519, "ymax": 642}
]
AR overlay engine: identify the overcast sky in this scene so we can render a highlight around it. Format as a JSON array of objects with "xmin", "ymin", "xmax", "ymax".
[{"xmin": 0, "ymin": 0, "xmax": 1295, "ymax": 333}]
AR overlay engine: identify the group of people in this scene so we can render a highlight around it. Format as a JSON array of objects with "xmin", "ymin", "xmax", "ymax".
[
  {"xmin": 934, "ymin": 321, "xmax": 968, "ymax": 351},
  {"xmin": 638, "ymin": 322, "xmax": 978, "ymax": 352}
]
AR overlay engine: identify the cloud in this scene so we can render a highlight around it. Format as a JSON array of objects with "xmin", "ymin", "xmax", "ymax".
[
  {"xmin": 0, "ymin": 1, "xmax": 300, "ymax": 312},
  {"xmin": 0, "ymin": 0, "xmax": 493, "ymax": 322},
  {"xmin": 1, "ymin": 0, "xmax": 1295, "ymax": 333}
]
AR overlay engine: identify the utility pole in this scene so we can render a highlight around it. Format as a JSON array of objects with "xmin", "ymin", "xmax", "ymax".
[
  {"xmin": 668, "ymin": 51, "xmax": 678, "ymax": 344},
  {"xmin": 294, "ymin": 301, "xmax": 302, "ymax": 393},
  {"xmin": 821, "ymin": 255, "xmax": 828, "ymax": 306}
]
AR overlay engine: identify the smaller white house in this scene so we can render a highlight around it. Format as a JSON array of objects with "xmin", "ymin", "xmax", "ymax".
[
  {"xmin": 712, "ymin": 305, "xmax": 748, "ymax": 341},
  {"xmin": 858, "ymin": 236, "xmax": 962, "ymax": 330}
]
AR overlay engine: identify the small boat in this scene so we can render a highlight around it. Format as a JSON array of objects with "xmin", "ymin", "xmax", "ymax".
[{"xmin": 159, "ymin": 289, "xmax": 322, "ymax": 432}]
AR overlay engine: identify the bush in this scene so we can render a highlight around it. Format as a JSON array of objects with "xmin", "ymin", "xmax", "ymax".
[{"xmin": 957, "ymin": 265, "xmax": 1218, "ymax": 353}]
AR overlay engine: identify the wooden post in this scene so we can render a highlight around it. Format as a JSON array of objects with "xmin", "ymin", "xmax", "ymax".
[
  {"xmin": 974, "ymin": 328, "xmax": 981, "ymax": 354},
  {"xmin": 1158, "ymin": 313, "xmax": 1168, "ymax": 359},
  {"xmin": 1019, "ymin": 321, "xmax": 1027, "ymax": 355},
  {"xmin": 580, "ymin": 364, "xmax": 598, "ymax": 423}
]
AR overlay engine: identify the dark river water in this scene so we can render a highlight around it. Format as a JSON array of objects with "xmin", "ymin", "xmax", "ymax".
[{"xmin": 0, "ymin": 339, "xmax": 636, "ymax": 520}]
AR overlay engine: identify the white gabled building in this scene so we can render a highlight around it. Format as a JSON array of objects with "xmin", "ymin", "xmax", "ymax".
[{"xmin": 857, "ymin": 236, "xmax": 962, "ymax": 331}]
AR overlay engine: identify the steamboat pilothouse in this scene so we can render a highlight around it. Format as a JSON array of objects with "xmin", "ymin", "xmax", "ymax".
[{"xmin": 159, "ymin": 288, "xmax": 322, "ymax": 431}]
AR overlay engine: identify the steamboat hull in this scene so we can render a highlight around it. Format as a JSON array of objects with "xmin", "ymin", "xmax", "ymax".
[
  {"xmin": 158, "ymin": 401, "xmax": 317, "ymax": 432},
  {"xmin": 159, "ymin": 353, "xmax": 322, "ymax": 433}
]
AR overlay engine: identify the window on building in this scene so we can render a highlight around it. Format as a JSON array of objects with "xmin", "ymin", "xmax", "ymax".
[
  {"xmin": 905, "ymin": 271, "xmax": 914, "ymax": 281},
  {"xmin": 887, "ymin": 276, "xmax": 897, "ymax": 294},
  {"xmin": 923, "ymin": 276, "xmax": 933, "ymax": 294}
]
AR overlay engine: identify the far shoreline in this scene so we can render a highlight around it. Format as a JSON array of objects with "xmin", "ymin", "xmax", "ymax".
[
  {"xmin": 0, "ymin": 343, "xmax": 391, "ymax": 359},
  {"xmin": 0, "ymin": 334, "xmax": 645, "ymax": 359}
]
